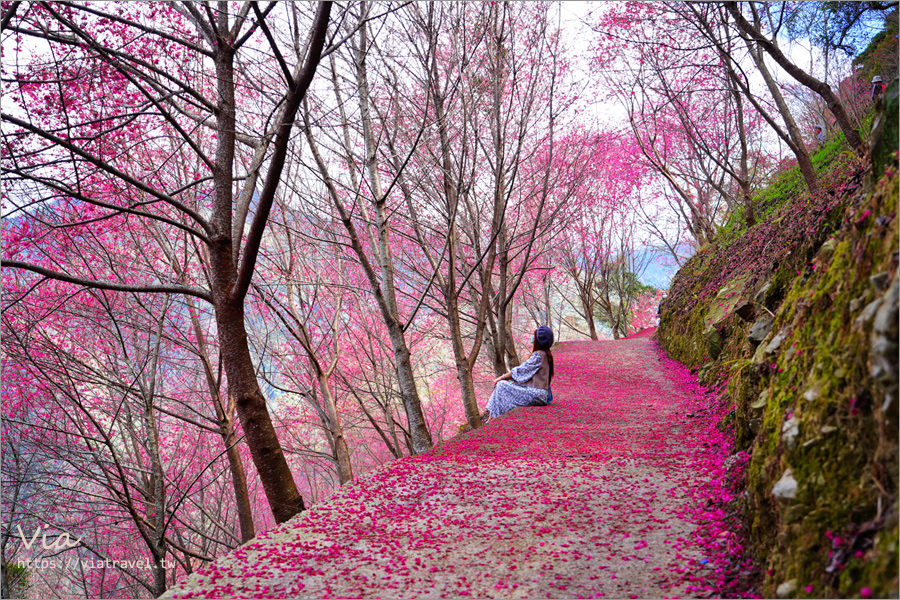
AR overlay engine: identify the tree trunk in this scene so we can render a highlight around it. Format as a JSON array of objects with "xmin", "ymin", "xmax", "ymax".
[
  {"xmin": 494, "ymin": 224, "xmax": 521, "ymax": 370},
  {"xmin": 543, "ymin": 275, "xmax": 551, "ymax": 326},
  {"xmin": 581, "ymin": 287, "xmax": 599, "ymax": 340},
  {"xmin": 425, "ymin": 34, "xmax": 486, "ymax": 429},
  {"xmin": 143, "ymin": 305, "xmax": 169, "ymax": 597},
  {"xmin": 219, "ymin": 406, "xmax": 256, "ymax": 542},
  {"xmin": 747, "ymin": 40, "xmax": 818, "ymax": 191},
  {"xmin": 354, "ymin": 16, "xmax": 433, "ymax": 455},
  {"xmin": 187, "ymin": 301, "xmax": 256, "ymax": 543},
  {"xmin": 447, "ymin": 294, "xmax": 483, "ymax": 429},
  {"xmin": 317, "ymin": 374, "xmax": 354, "ymax": 485},
  {"xmin": 501, "ymin": 291, "xmax": 521, "ymax": 368},
  {"xmin": 728, "ymin": 66, "xmax": 756, "ymax": 228},
  {"xmin": 146, "ymin": 408, "xmax": 167, "ymax": 597},
  {"xmin": 213, "ymin": 297, "xmax": 304, "ymax": 523},
  {"xmin": 486, "ymin": 300, "xmax": 505, "ymax": 376},
  {"xmin": 488, "ymin": 5, "xmax": 522, "ymax": 375}
]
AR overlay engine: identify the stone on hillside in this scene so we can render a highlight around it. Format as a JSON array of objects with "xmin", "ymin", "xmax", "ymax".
[
  {"xmin": 816, "ymin": 238, "xmax": 836, "ymax": 263},
  {"xmin": 703, "ymin": 325, "xmax": 723, "ymax": 359},
  {"xmin": 753, "ymin": 281, "xmax": 771, "ymax": 305},
  {"xmin": 803, "ymin": 384, "xmax": 821, "ymax": 402},
  {"xmin": 871, "ymin": 275, "xmax": 898, "ymax": 399},
  {"xmin": 772, "ymin": 468, "xmax": 798, "ymax": 500},
  {"xmin": 849, "ymin": 294, "xmax": 869, "ymax": 313},
  {"xmin": 781, "ymin": 417, "xmax": 800, "ymax": 450},
  {"xmin": 704, "ymin": 273, "xmax": 752, "ymax": 329},
  {"xmin": 764, "ymin": 330, "xmax": 786, "ymax": 355},
  {"xmin": 854, "ymin": 298, "xmax": 883, "ymax": 331},
  {"xmin": 750, "ymin": 389, "xmax": 769, "ymax": 411},
  {"xmin": 776, "ymin": 579, "xmax": 798, "ymax": 598},
  {"xmin": 748, "ymin": 316, "xmax": 774, "ymax": 346},
  {"xmin": 752, "ymin": 341, "xmax": 768, "ymax": 363},
  {"xmin": 870, "ymin": 272, "xmax": 889, "ymax": 291}
]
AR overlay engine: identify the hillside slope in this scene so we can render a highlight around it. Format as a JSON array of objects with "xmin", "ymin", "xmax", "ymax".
[{"xmin": 656, "ymin": 84, "xmax": 899, "ymax": 599}]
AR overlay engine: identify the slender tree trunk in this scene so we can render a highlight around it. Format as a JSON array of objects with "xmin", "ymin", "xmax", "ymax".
[
  {"xmin": 146, "ymin": 402, "xmax": 167, "ymax": 596},
  {"xmin": 143, "ymin": 302, "xmax": 169, "ymax": 596},
  {"xmin": 446, "ymin": 293, "xmax": 483, "ymax": 428},
  {"xmin": 581, "ymin": 286, "xmax": 599, "ymax": 340},
  {"xmin": 305, "ymin": 121, "xmax": 433, "ymax": 455},
  {"xmin": 746, "ymin": 40, "xmax": 818, "ymax": 190},
  {"xmin": 212, "ymin": 295, "xmax": 304, "ymax": 522},
  {"xmin": 187, "ymin": 299, "xmax": 255, "ymax": 543},
  {"xmin": 426, "ymin": 31, "xmax": 486, "ymax": 429},
  {"xmin": 305, "ymin": 17, "xmax": 433, "ymax": 455},
  {"xmin": 486, "ymin": 295, "xmax": 505, "ymax": 376},
  {"xmin": 218, "ymin": 402, "xmax": 256, "ymax": 542},
  {"xmin": 346, "ymin": 380, "xmax": 402, "ymax": 459},
  {"xmin": 495, "ymin": 224, "xmax": 521, "ymax": 371},
  {"xmin": 489, "ymin": 4, "xmax": 519, "ymax": 375},
  {"xmin": 354, "ymin": 16, "xmax": 433, "ymax": 454},
  {"xmin": 543, "ymin": 275, "xmax": 551, "ymax": 325},
  {"xmin": 384, "ymin": 398, "xmax": 403, "ymax": 456},
  {"xmin": 317, "ymin": 374, "xmax": 353, "ymax": 485},
  {"xmin": 276, "ymin": 272, "xmax": 355, "ymax": 486},
  {"xmin": 503, "ymin": 301, "xmax": 520, "ymax": 367},
  {"xmin": 731, "ymin": 75, "xmax": 756, "ymax": 228}
]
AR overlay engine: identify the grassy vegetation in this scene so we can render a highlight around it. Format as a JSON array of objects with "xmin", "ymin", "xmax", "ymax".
[{"xmin": 717, "ymin": 134, "xmax": 851, "ymax": 245}]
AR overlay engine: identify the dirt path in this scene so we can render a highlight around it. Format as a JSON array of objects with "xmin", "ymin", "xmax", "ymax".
[{"xmin": 165, "ymin": 336, "xmax": 749, "ymax": 599}]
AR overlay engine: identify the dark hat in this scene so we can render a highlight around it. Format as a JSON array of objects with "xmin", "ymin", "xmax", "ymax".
[{"xmin": 535, "ymin": 326, "xmax": 554, "ymax": 348}]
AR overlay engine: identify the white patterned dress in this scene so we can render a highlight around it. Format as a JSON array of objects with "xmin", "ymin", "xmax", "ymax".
[{"xmin": 486, "ymin": 351, "xmax": 551, "ymax": 418}]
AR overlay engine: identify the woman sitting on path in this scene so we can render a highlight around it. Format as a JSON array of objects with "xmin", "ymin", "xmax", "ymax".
[{"xmin": 485, "ymin": 326, "xmax": 554, "ymax": 419}]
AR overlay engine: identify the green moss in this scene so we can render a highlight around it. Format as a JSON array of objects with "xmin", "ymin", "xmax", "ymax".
[
  {"xmin": 872, "ymin": 80, "xmax": 899, "ymax": 180},
  {"xmin": 756, "ymin": 134, "xmax": 849, "ymax": 216},
  {"xmin": 841, "ymin": 519, "xmax": 900, "ymax": 598},
  {"xmin": 749, "ymin": 170, "xmax": 898, "ymax": 595}
]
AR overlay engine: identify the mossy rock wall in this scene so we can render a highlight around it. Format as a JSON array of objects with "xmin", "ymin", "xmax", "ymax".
[{"xmin": 657, "ymin": 108, "xmax": 899, "ymax": 597}]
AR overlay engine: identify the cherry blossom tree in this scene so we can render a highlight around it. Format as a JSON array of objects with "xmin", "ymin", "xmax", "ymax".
[
  {"xmin": 473, "ymin": 2, "xmax": 574, "ymax": 376},
  {"xmin": 593, "ymin": 2, "xmax": 778, "ymax": 241},
  {"xmin": 722, "ymin": 1, "xmax": 866, "ymax": 153},
  {"xmin": 299, "ymin": 2, "xmax": 437, "ymax": 454},
  {"xmin": 2, "ymin": 1, "xmax": 334, "ymax": 524},
  {"xmin": 1, "ymin": 280, "xmax": 248, "ymax": 597}
]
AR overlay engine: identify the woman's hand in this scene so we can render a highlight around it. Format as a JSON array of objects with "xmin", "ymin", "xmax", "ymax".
[{"xmin": 492, "ymin": 372, "xmax": 511, "ymax": 385}]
